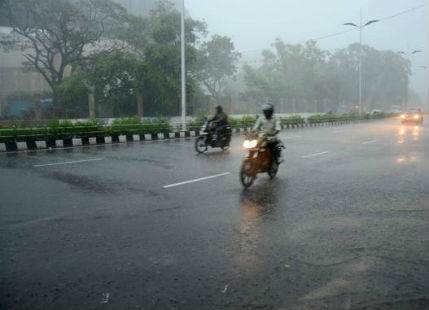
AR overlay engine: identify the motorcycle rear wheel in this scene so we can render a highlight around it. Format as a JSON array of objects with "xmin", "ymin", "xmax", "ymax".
[
  {"xmin": 268, "ymin": 160, "xmax": 278, "ymax": 179},
  {"xmin": 195, "ymin": 136, "xmax": 208, "ymax": 153},
  {"xmin": 240, "ymin": 160, "xmax": 255, "ymax": 188}
]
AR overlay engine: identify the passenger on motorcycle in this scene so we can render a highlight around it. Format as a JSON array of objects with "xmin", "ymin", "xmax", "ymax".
[
  {"xmin": 209, "ymin": 105, "xmax": 228, "ymax": 141},
  {"xmin": 252, "ymin": 103, "xmax": 283, "ymax": 163}
]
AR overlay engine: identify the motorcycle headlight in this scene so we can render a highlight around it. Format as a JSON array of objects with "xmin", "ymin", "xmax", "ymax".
[
  {"xmin": 414, "ymin": 114, "xmax": 419, "ymax": 119},
  {"xmin": 243, "ymin": 139, "xmax": 258, "ymax": 149},
  {"xmin": 401, "ymin": 114, "xmax": 406, "ymax": 119}
]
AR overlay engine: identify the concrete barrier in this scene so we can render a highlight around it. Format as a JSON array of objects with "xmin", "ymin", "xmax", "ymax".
[
  {"xmin": 144, "ymin": 134, "xmax": 152, "ymax": 141},
  {"xmin": 157, "ymin": 133, "xmax": 165, "ymax": 140},
  {"xmin": 169, "ymin": 132, "xmax": 176, "ymax": 139},
  {"xmin": 16, "ymin": 142, "xmax": 27, "ymax": 151},
  {"xmin": 89, "ymin": 137, "xmax": 97, "ymax": 145},
  {"xmin": 35, "ymin": 141, "xmax": 47, "ymax": 149},
  {"xmin": 105, "ymin": 136, "xmax": 112, "ymax": 144},
  {"xmin": 179, "ymin": 132, "xmax": 185, "ymax": 138},
  {"xmin": 190, "ymin": 131, "xmax": 196, "ymax": 137},
  {"xmin": 132, "ymin": 134, "xmax": 140, "ymax": 141},
  {"xmin": 118, "ymin": 135, "xmax": 127, "ymax": 143},
  {"xmin": 0, "ymin": 143, "xmax": 6, "ymax": 152},
  {"xmin": 55, "ymin": 140, "xmax": 64, "ymax": 147},
  {"xmin": 72, "ymin": 138, "xmax": 82, "ymax": 146}
]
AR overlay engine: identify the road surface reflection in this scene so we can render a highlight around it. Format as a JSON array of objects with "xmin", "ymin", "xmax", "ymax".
[
  {"xmin": 397, "ymin": 125, "xmax": 420, "ymax": 144},
  {"xmin": 232, "ymin": 180, "xmax": 283, "ymax": 273}
]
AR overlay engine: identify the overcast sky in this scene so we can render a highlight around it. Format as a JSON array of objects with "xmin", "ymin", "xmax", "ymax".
[{"xmin": 187, "ymin": 0, "xmax": 428, "ymax": 95}]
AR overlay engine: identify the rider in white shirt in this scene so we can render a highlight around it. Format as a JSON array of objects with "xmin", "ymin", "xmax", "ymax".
[{"xmin": 253, "ymin": 103, "xmax": 283, "ymax": 163}]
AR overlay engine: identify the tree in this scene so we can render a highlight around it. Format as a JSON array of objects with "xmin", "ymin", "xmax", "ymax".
[
  {"xmin": 0, "ymin": 0, "xmax": 128, "ymax": 103},
  {"xmin": 195, "ymin": 35, "xmax": 240, "ymax": 102},
  {"xmin": 241, "ymin": 39, "xmax": 410, "ymax": 113},
  {"xmin": 121, "ymin": 0, "xmax": 207, "ymax": 116}
]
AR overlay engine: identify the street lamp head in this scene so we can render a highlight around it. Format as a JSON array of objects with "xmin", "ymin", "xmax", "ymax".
[
  {"xmin": 344, "ymin": 22, "xmax": 358, "ymax": 27},
  {"xmin": 364, "ymin": 19, "xmax": 379, "ymax": 27},
  {"xmin": 411, "ymin": 50, "xmax": 422, "ymax": 54}
]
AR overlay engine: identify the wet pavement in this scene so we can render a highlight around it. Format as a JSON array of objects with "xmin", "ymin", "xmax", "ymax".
[{"xmin": 1, "ymin": 119, "xmax": 428, "ymax": 309}]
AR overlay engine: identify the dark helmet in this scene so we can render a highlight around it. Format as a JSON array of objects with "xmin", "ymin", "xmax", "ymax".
[
  {"xmin": 262, "ymin": 102, "xmax": 274, "ymax": 119},
  {"xmin": 215, "ymin": 105, "xmax": 223, "ymax": 114}
]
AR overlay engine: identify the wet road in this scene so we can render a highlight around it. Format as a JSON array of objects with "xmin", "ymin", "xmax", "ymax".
[{"xmin": 1, "ymin": 119, "xmax": 429, "ymax": 309}]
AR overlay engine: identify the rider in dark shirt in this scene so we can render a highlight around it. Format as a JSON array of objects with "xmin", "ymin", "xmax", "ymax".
[{"xmin": 209, "ymin": 105, "xmax": 228, "ymax": 140}]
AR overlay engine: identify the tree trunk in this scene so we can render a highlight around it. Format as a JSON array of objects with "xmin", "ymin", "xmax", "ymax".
[
  {"xmin": 88, "ymin": 93, "xmax": 96, "ymax": 119},
  {"xmin": 137, "ymin": 92, "xmax": 143, "ymax": 118}
]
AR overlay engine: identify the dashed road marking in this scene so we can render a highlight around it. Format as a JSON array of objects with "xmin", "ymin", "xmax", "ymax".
[
  {"xmin": 301, "ymin": 151, "xmax": 329, "ymax": 159},
  {"xmin": 362, "ymin": 140, "xmax": 377, "ymax": 144},
  {"xmin": 33, "ymin": 158, "xmax": 103, "ymax": 167},
  {"xmin": 163, "ymin": 172, "xmax": 230, "ymax": 189}
]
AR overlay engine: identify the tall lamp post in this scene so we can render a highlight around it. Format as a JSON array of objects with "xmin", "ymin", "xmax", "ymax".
[
  {"xmin": 398, "ymin": 50, "xmax": 421, "ymax": 109},
  {"xmin": 420, "ymin": 65, "xmax": 429, "ymax": 114},
  {"xmin": 344, "ymin": 10, "xmax": 379, "ymax": 114},
  {"xmin": 180, "ymin": 0, "xmax": 186, "ymax": 130}
]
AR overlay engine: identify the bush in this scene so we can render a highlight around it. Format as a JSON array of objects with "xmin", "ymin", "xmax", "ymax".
[
  {"xmin": 281, "ymin": 115, "xmax": 305, "ymax": 126},
  {"xmin": 237, "ymin": 115, "xmax": 257, "ymax": 128}
]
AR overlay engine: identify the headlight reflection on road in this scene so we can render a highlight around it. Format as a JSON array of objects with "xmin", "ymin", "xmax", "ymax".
[
  {"xmin": 395, "ymin": 155, "xmax": 418, "ymax": 164},
  {"xmin": 397, "ymin": 126, "xmax": 406, "ymax": 144},
  {"xmin": 412, "ymin": 126, "xmax": 420, "ymax": 141}
]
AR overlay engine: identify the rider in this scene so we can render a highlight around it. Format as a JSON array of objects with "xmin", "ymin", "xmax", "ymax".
[
  {"xmin": 209, "ymin": 105, "xmax": 228, "ymax": 141},
  {"xmin": 252, "ymin": 102, "xmax": 283, "ymax": 163}
]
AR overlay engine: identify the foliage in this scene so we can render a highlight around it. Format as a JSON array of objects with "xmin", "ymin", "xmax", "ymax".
[
  {"xmin": 0, "ymin": 0, "xmax": 128, "ymax": 102},
  {"xmin": 242, "ymin": 39, "xmax": 411, "ymax": 113},
  {"xmin": 195, "ymin": 35, "xmax": 241, "ymax": 100},
  {"xmin": 281, "ymin": 115, "xmax": 305, "ymax": 125}
]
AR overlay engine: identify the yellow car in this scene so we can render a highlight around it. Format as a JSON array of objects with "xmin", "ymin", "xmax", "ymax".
[{"xmin": 401, "ymin": 108, "xmax": 423, "ymax": 124}]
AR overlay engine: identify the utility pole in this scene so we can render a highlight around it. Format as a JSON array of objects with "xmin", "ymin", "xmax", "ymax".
[{"xmin": 180, "ymin": 0, "xmax": 186, "ymax": 130}]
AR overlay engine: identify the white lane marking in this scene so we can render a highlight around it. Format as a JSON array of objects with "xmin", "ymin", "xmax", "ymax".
[
  {"xmin": 221, "ymin": 285, "xmax": 228, "ymax": 293},
  {"xmin": 301, "ymin": 151, "xmax": 329, "ymax": 159},
  {"xmin": 33, "ymin": 158, "xmax": 103, "ymax": 167},
  {"xmin": 283, "ymin": 136, "xmax": 301, "ymax": 140},
  {"xmin": 362, "ymin": 140, "xmax": 377, "ymax": 144},
  {"xmin": 163, "ymin": 172, "xmax": 230, "ymax": 189}
]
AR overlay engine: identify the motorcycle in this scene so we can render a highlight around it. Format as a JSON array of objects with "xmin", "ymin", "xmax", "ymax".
[
  {"xmin": 240, "ymin": 132, "xmax": 284, "ymax": 188},
  {"xmin": 195, "ymin": 121, "xmax": 232, "ymax": 153}
]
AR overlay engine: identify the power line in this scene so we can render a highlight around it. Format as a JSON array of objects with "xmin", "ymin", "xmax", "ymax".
[
  {"xmin": 380, "ymin": 2, "xmax": 429, "ymax": 22},
  {"xmin": 308, "ymin": 28, "xmax": 355, "ymax": 42},
  {"xmin": 240, "ymin": 2, "xmax": 429, "ymax": 54},
  {"xmin": 308, "ymin": 2, "xmax": 429, "ymax": 43}
]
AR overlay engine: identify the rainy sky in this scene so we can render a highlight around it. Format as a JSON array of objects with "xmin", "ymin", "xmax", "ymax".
[{"xmin": 187, "ymin": 0, "xmax": 429, "ymax": 96}]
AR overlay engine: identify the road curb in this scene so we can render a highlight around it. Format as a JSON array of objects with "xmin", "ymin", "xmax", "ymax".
[{"xmin": 0, "ymin": 118, "xmax": 391, "ymax": 153}]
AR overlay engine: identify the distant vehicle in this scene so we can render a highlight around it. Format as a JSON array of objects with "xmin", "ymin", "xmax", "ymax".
[
  {"xmin": 195, "ymin": 120, "xmax": 232, "ymax": 153},
  {"xmin": 400, "ymin": 108, "xmax": 423, "ymax": 124},
  {"xmin": 371, "ymin": 109, "xmax": 383, "ymax": 114}
]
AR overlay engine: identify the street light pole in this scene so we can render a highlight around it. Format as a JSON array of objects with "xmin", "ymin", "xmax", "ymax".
[
  {"xmin": 359, "ymin": 9, "xmax": 363, "ymax": 115},
  {"xmin": 344, "ymin": 12, "xmax": 379, "ymax": 114},
  {"xmin": 399, "ymin": 50, "xmax": 422, "ymax": 110},
  {"xmin": 420, "ymin": 66, "xmax": 429, "ymax": 114},
  {"xmin": 180, "ymin": 0, "xmax": 186, "ymax": 130}
]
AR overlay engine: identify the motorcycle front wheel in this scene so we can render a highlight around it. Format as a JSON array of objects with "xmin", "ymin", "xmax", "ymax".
[
  {"xmin": 240, "ymin": 160, "xmax": 255, "ymax": 188},
  {"xmin": 195, "ymin": 136, "xmax": 208, "ymax": 153}
]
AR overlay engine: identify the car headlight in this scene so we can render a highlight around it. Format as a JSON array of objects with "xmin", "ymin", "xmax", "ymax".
[
  {"xmin": 401, "ymin": 114, "xmax": 406, "ymax": 119},
  {"xmin": 243, "ymin": 139, "xmax": 258, "ymax": 149},
  {"xmin": 414, "ymin": 114, "xmax": 419, "ymax": 119}
]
